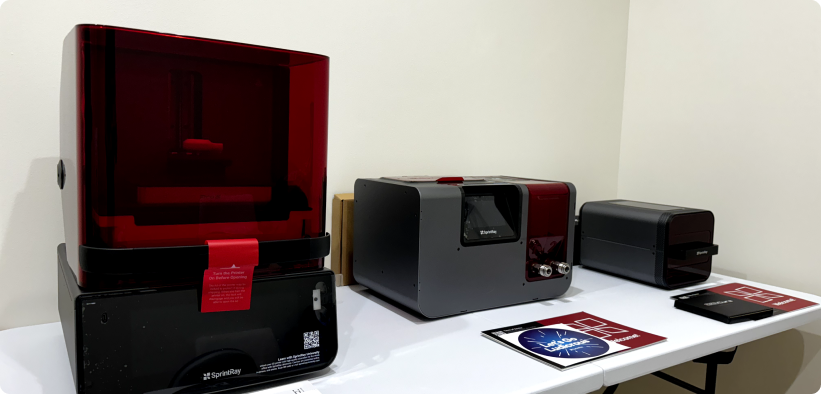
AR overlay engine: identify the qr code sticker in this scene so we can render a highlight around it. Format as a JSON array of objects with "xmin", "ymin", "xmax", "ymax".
[{"xmin": 304, "ymin": 330, "xmax": 320, "ymax": 349}]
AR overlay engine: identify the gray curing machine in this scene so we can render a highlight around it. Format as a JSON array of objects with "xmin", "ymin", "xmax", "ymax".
[{"xmin": 353, "ymin": 176, "xmax": 576, "ymax": 318}]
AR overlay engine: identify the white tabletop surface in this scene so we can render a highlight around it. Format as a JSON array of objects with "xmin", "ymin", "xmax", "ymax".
[
  {"xmin": 311, "ymin": 283, "xmax": 602, "ymax": 394},
  {"xmin": 581, "ymin": 271, "xmax": 821, "ymax": 386},
  {"xmin": 1, "ymin": 267, "xmax": 820, "ymax": 394},
  {"xmin": 476, "ymin": 268, "xmax": 821, "ymax": 387}
]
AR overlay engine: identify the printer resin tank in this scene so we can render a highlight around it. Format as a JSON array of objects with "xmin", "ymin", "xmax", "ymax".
[{"xmin": 59, "ymin": 25, "xmax": 330, "ymax": 289}]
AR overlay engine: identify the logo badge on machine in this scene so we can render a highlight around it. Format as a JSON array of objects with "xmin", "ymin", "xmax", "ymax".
[
  {"xmin": 517, "ymin": 328, "xmax": 610, "ymax": 358},
  {"xmin": 202, "ymin": 368, "xmax": 242, "ymax": 381}
]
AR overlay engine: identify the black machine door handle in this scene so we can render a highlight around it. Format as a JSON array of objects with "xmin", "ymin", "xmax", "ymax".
[{"xmin": 667, "ymin": 242, "xmax": 719, "ymax": 260}]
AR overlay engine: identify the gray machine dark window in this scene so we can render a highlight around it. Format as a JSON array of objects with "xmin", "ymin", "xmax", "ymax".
[{"xmin": 461, "ymin": 185, "xmax": 520, "ymax": 245}]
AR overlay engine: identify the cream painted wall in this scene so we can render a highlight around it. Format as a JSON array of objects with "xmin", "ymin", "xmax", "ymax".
[
  {"xmin": 3, "ymin": 0, "xmax": 821, "ymax": 392},
  {"xmin": 602, "ymin": 0, "xmax": 821, "ymax": 393},
  {"xmin": 0, "ymin": 0, "xmax": 630, "ymax": 330}
]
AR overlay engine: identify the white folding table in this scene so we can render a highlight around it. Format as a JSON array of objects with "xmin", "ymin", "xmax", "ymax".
[
  {"xmin": 472, "ymin": 267, "xmax": 821, "ymax": 392},
  {"xmin": 1, "ymin": 267, "xmax": 819, "ymax": 394}
]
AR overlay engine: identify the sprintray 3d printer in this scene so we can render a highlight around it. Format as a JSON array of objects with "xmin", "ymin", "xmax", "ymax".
[{"xmin": 57, "ymin": 25, "xmax": 337, "ymax": 394}]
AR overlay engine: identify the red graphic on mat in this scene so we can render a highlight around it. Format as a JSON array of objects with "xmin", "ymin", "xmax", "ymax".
[
  {"xmin": 708, "ymin": 283, "xmax": 817, "ymax": 313},
  {"xmin": 724, "ymin": 286, "xmax": 783, "ymax": 303},
  {"xmin": 201, "ymin": 239, "xmax": 259, "ymax": 313},
  {"xmin": 565, "ymin": 317, "xmax": 628, "ymax": 340},
  {"xmin": 537, "ymin": 312, "xmax": 665, "ymax": 349}
]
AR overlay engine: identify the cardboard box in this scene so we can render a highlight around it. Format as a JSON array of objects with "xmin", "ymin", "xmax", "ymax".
[{"xmin": 331, "ymin": 193, "xmax": 356, "ymax": 286}]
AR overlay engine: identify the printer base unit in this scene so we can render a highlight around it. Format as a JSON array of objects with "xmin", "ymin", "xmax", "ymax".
[{"xmin": 58, "ymin": 244, "xmax": 337, "ymax": 394}]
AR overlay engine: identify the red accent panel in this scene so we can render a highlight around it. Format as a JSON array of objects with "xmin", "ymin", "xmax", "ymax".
[
  {"xmin": 201, "ymin": 267, "xmax": 255, "ymax": 313},
  {"xmin": 436, "ymin": 177, "xmax": 464, "ymax": 183},
  {"xmin": 524, "ymin": 183, "xmax": 570, "ymax": 282},
  {"xmin": 206, "ymin": 238, "xmax": 259, "ymax": 268},
  {"xmin": 202, "ymin": 239, "xmax": 259, "ymax": 313}
]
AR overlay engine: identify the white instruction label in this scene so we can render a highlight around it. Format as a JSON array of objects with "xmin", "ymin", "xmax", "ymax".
[
  {"xmin": 258, "ymin": 351, "xmax": 321, "ymax": 373},
  {"xmin": 254, "ymin": 380, "xmax": 321, "ymax": 394}
]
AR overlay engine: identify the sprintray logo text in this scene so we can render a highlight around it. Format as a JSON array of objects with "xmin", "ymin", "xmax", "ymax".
[
  {"xmin": 202, "ymin": 369, "xmax": 241, "ymax": 381},
  {"xmin": 704, "ymin": 300, "xmax": 732, "ymax": 306}
]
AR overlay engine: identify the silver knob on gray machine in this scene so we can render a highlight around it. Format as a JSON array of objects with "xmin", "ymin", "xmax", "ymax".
[
  {"xmin": 553, "ymin": 261, "xmax": 571, "ymax": 275},
  {"xmin": 537, "ymin": 264, "xmax": 553, "ymax": 277}
]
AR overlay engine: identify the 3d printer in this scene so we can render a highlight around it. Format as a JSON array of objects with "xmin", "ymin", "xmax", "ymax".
[{"xmin": 57, "ymin": 25, "xmax": 337, "ymax": 394}]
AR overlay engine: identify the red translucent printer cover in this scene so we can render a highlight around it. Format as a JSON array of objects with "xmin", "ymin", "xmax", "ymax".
[{"xmin": 59, "ymin": 25, "xmax": 329, "ymax": 287}]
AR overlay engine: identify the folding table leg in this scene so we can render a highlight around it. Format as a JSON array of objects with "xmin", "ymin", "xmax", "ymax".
[
  {"xmin": 602, "ymin": 384, "xmax": 619, "ymax": 394},
  {"xmin": 652, "ymin": 371, "xmax": 707, "ymax": 394},
  {"xmin": 704, "ymin": 363, "xmax": 718, "ymax": 394},
  {"xmin": 649, "ymin": 347, "xmax": 735, "ymax": 394}
]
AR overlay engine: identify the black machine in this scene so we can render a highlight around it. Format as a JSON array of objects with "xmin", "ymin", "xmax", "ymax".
[
  {"xmin": 578, "ymin": 200, "xmax": 719, "ymax": 289},
  {"xmin": 58, "ymin": 245, "xmax": 337, "ymax": 394},
  {"xmin": 57, "ymin": 25, "xmax": 336, "ymax": 393},
  {"xmin": 673, "ymin": 289, "xmax": 773, "ymax": 324},
  {"xmin": 353, "ymin": 176, "xmax": 576, "ymax": 318}
]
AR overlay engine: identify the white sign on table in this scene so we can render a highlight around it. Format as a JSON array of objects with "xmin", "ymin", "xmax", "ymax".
[{"xmin": 256, "ymin": 381, "xmax": 322, "ymax": 394}]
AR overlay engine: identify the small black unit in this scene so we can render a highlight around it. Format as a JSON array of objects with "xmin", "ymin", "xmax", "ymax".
[
  {"xmin": 674, "ymin": 291, "xmax": 773, "ymax": 324},
  {"xmin": 579, "ymin": 200, "xmax": 718, "ymax": 289}
]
